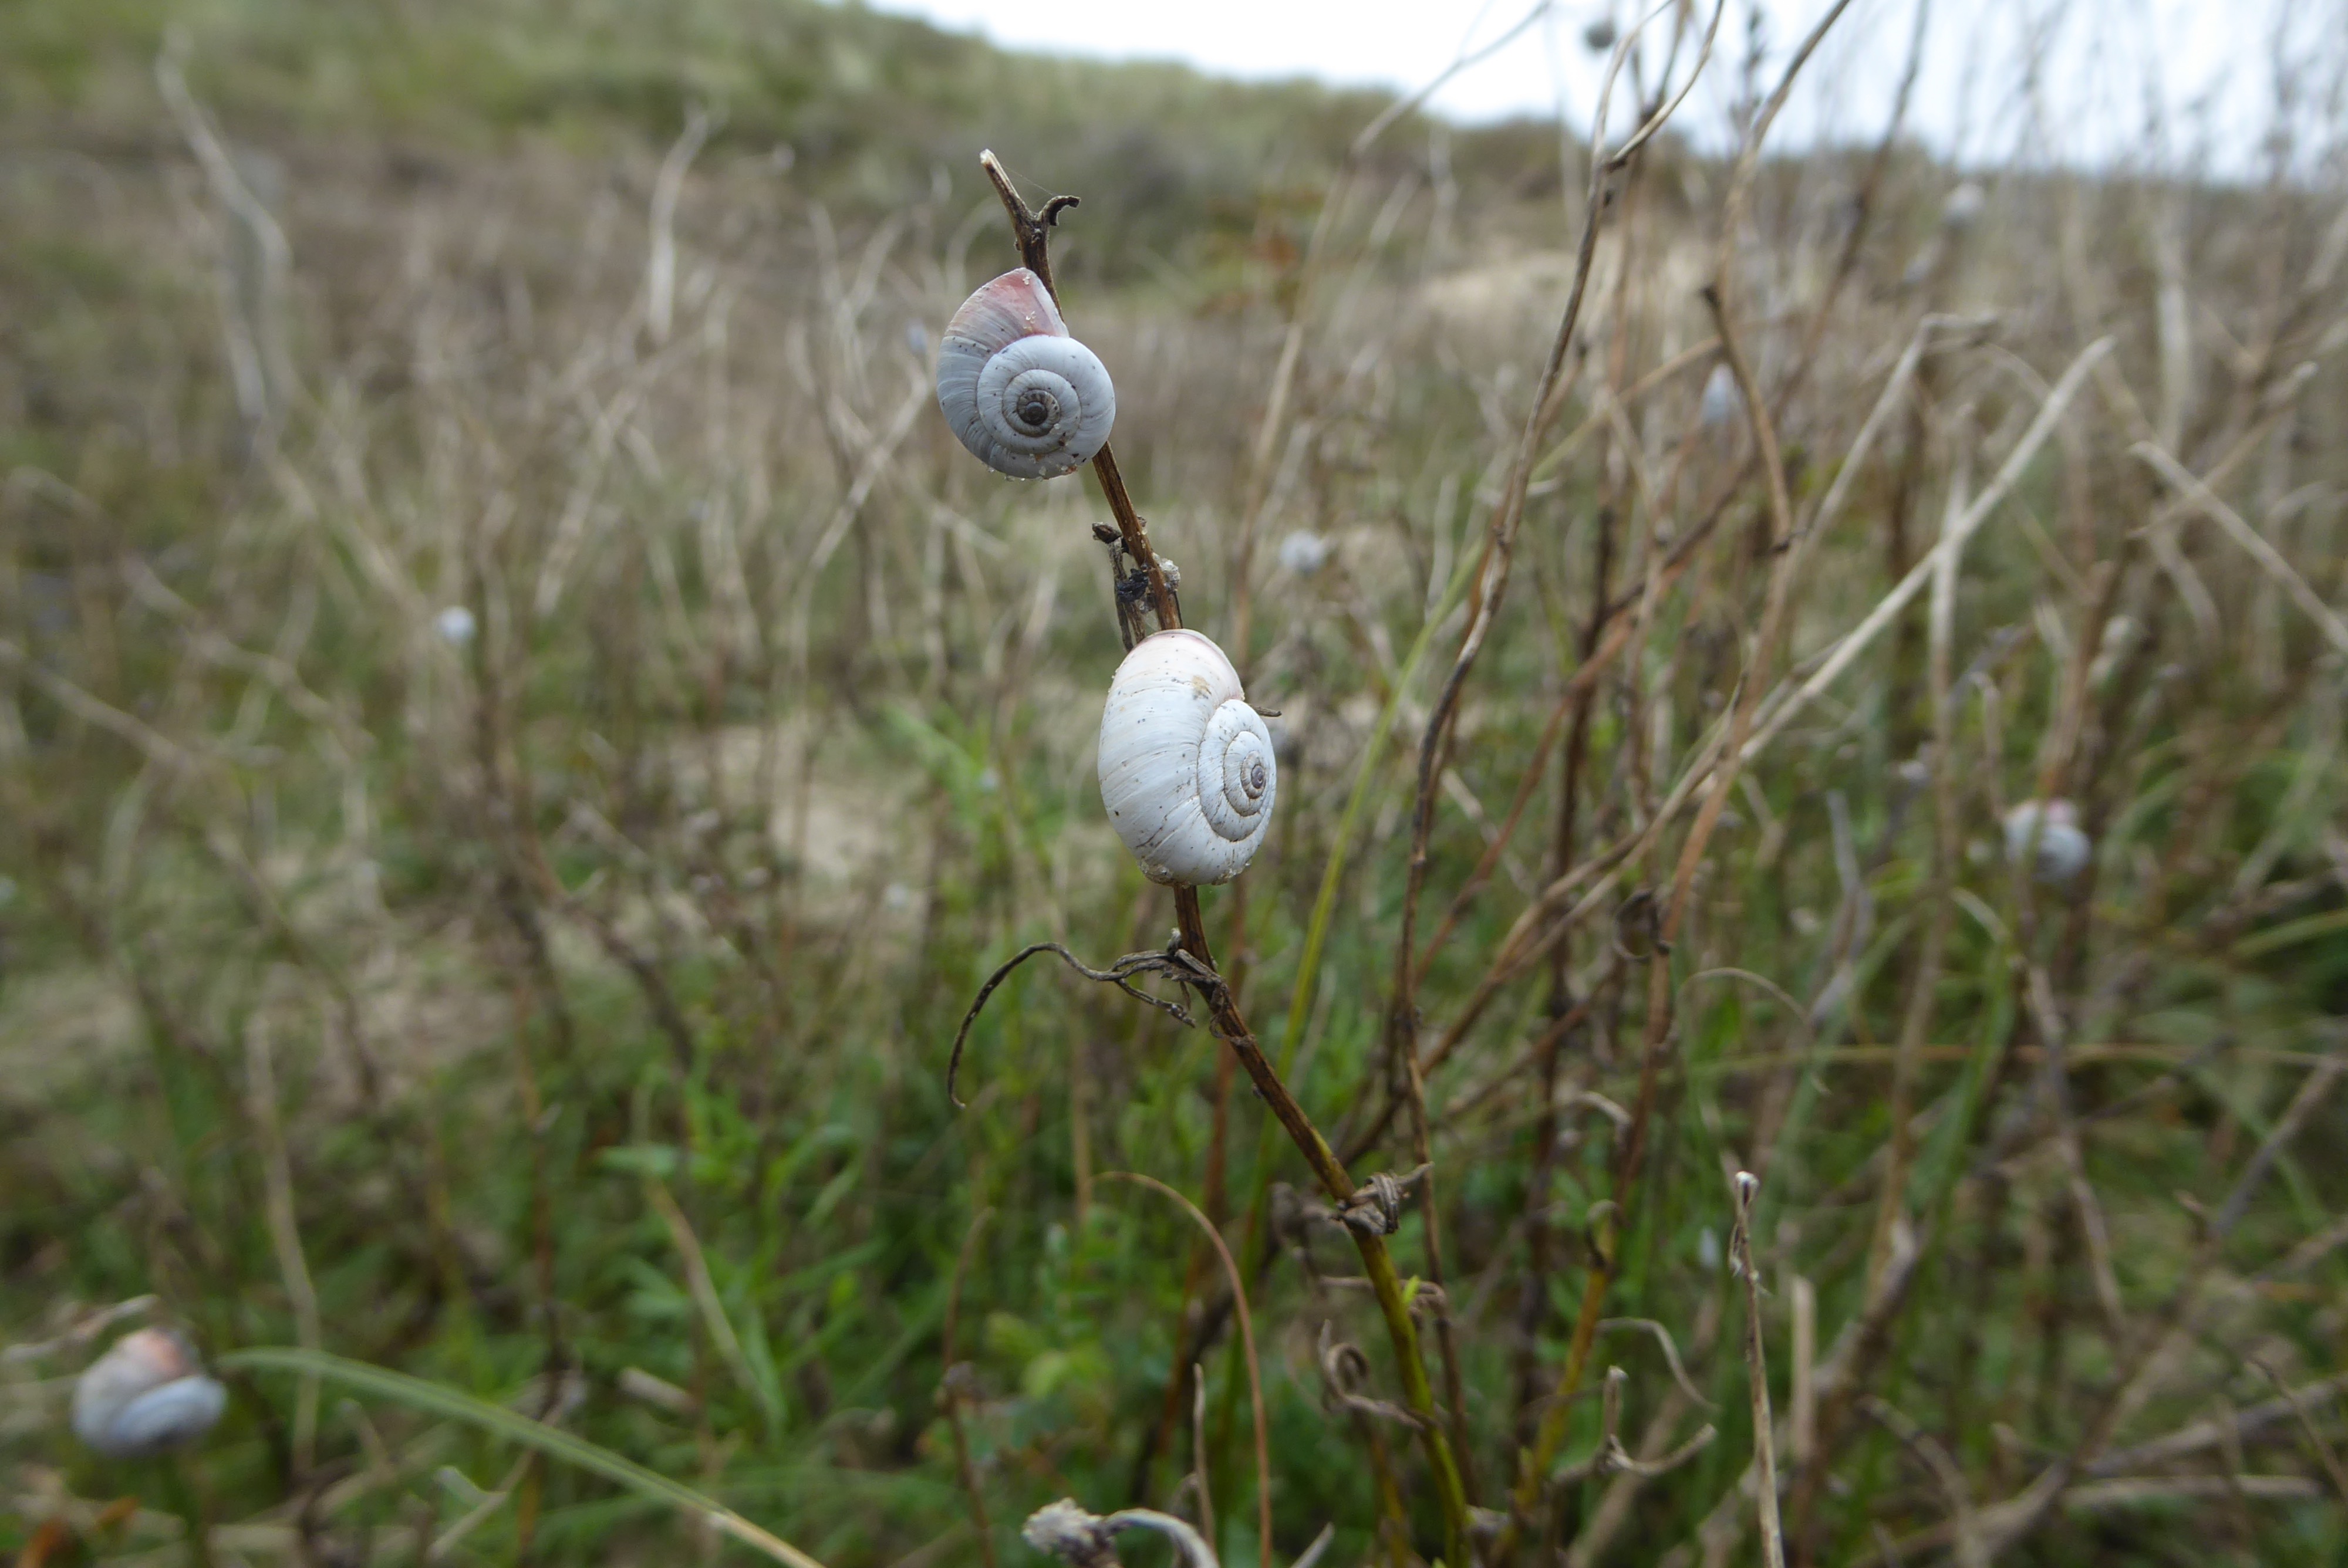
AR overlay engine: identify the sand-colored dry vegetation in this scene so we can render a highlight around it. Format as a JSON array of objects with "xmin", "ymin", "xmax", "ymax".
[{"xmin": 5, "ymin": 2, "xmax": 2348, "ymax": 1564}]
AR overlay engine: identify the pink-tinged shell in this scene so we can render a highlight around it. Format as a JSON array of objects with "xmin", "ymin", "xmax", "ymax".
[
  {"xmin": 72, "ymin": 1327, "xmax": 227, "ymax": 1458},
  {"xmin": 940, "ymin": 268, "xmax": 1067, "ymax": 352},
  {"xmin": 935, "ymin": 268, "xmax": 1115, "ymax": 479}
]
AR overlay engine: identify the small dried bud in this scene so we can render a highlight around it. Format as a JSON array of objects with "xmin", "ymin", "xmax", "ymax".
[{"xmin": 1023, "ymin": 1500, "xmax": 1119, "ymax": 1568}]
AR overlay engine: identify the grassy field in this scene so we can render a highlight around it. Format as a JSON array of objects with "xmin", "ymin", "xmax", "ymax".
[{"xmin": 5, "ymin": 2, "xmax": 2348, "ymax": 1564}]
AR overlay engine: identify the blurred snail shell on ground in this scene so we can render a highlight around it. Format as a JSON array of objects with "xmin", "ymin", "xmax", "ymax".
[
  {"xmin": 1098, "ymin": 630, "xmax": 1276, "ymax": 886},
  {"xmin": 935, "ymin": 268, "xmax": 1115, "ymax": 479},
  {"xmin": 1941, "ymin": 180, "xmax": 1987, "ymax": 229},
  {"xmin": 2003, "ymin": 798, "xmax": 2091, "ymax": 886},
  {"xmin": 1699, "ymin": 363, "xmax": 1741, "ymax": 429},
  {"xmin": 72, "ymin": 1328, "xmax": 227, "ymax": 1458},
  {"xmin": 1277, "ymin": 530, "xmax": 1330, "ymax": 575}
]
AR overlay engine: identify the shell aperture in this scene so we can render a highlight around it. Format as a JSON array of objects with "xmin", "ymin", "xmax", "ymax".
[
  {"xmin": 936, "ymin": 269, "xmax": 1116, "ymax": 479},
  {"xmin": 1098, "ymin": 630, "xmax": 1277, "ymax": 886}
]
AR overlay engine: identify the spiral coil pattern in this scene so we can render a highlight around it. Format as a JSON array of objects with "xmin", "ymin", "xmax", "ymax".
[
  {"xmin": 1098, "ymin": 630, "xmax": 1277, "ymax": 886},
  {"xmin": 936, "ymin": 269, "xmax": 1115, "ymax": 479}
]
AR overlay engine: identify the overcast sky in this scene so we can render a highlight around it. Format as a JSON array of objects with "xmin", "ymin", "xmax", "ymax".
[{"xmin": 858, "ymin": 0, "xmax": 2338, "ymax": 173}]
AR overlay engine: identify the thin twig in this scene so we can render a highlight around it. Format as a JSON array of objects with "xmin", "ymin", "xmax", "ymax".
[
  {"xmin": 2248, "ymin": 1359, "xmax": 2348, "ymax": 1506},
  {"xmin": 947, "ymin": 941, "xmax": 1197, "ymax": 1107},
  {"xmin": 1732, "ymin": 1173, "xmax": 1786, "ymax": 1568},
  {"xmin": 941, "ymin": 1206, "xmax": 1000, "ymax": 1568}
]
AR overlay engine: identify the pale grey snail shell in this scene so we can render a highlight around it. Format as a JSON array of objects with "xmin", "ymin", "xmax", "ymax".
[
  {"xmin": 936, "ymin": 269, "xmax": 1115, "ymax": 479},
  {"xmin": 1098, "ymin": 630, "xmax": 1276, "ymax": 886},
  {"xmin": 72, "ymin": 1327, "xmax": 227, "ymax": 1458},
  {"xmin": 2003, "ymin": 799, "xmax": 2090, "ymax": 886}
]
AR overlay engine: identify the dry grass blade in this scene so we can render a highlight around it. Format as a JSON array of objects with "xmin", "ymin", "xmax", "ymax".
[
  {"xmin": 2131, "ymin": 441, "xmax": 2348, "ymax": 656},
  {"xmin": 1597, "ymin": 1319, "xmax": 1718, "ymax": 1411},
  {"xmin": 2247, "ymin": 1359, "xmax": 2348, "ymax": 1506},
  {"xmin": 1730, "ymin": 1172, "xmax": 1785, "ymax": 1568}
]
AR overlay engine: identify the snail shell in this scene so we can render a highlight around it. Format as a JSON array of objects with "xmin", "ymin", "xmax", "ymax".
[
  {"xmin": 1699, "ymin": 363, "xmax": 1741, "ymax": 429},
  {"xmin": 936, "ymin": 269, "xmax": 1116, "ymax": 479},
  {"xmin": 1097, "ymin": 630, "xmax": 1276, "ymax": 886},
  {"xmin": 2003, "ymin": 799, "xmax": 2090, "ymax": 886},
  {"xmin": 72, "ymin": 1327, "xmax": 227, "ymax": 1458}
]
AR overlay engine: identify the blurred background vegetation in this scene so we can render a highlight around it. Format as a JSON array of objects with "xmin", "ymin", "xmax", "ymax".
[{"xmin": 4, "ymin": 1, "xmax": 2347, "ymax": 1565}]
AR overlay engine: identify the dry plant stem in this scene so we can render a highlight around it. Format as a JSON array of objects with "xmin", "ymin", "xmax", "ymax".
[
  {"xmin": 942, "ymin": 1207, "xmax": 1000, "ymax": 1568},
  {"xmin": 1513, "ymin": 508, "xmax": 1615, "ymax": 1423},
  {"xmin": 1730, "ymin": 337, "xmax": 2116, "ymax": 771},
  {"xmin": 1860, "ymin": 1397, "xmax": 1984, "ymax": 1568},
  {"xmin": 1495, "ymin": 16, "xmax": 1851, "ymax": 1548},
  {"xmin": 1172, "ymin": 886, "xmax": 1472, "ymax": 1560},
  {"xmin": 1730, "ymin": 1175, "xmax": 1787, "ymax": 1568},
  {"xmin": 1381, "ymin": 292, "xmax": 1940, "ymax": 1136},
  {"xmin": 1385, "ymin": 0, "xmax": 1725, "ymax": 1117},
  {"xmin": 1342, "ymin": 421, "xmax": 1749, "ymax": 1165},
  {"xmin": 1382, "ymin": 4, "xmax": 1737, "ymax": 1199},
  {"xmin": 1100, "ymin": 1172, "xmax": 1271, "ymax": 1568},
  {"xmin": 1867, "ymin": 443, "xmax": 1967, "ymax": 1288},
  {"xmin": 1227, "ymin": 1, "xmax": 1553, "ymax": 664},
  {"xmin": 977, "ymin": 152, "xmax": 1467, "ymax": 1556},
  {"xmin": 2132, "ymin": 442, "xmax": 2348, "ymax": 655},
  {"xmin": 1190, "ymin": 1365, "xmax": 1216, "ymax": 1552},
  {"xmin": 1401, "ymin": 1053, "xmax": 1482, "ymax": 1505},
  {"xmin": 1610, "ymin": 275, "xmax": 1803, "ymax": 1326},
  {"xmin": 244, "ymin": 1011, "xmax": 322, "ymax": 1474},
  {"xmin": 2249, "ymin": 1359, "xmax": 2348, "ymax": 1506},
  {"xmin": 977, "ymin": 153, "xmax": 1178, "ymax": 632},
  {"xmin": 993, "ymin": 152, "xmax": 1202, "ymax": 1498},
  {"xmin": 1137, "ymin": 1039, "xmax": 1242, "ymax": 1503},
  {"xmin": 1972, "ymin": 1051, "xmax": 2348, "ymax": 1559}
]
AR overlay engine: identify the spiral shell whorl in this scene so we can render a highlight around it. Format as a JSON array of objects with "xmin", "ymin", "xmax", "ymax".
[
  {"xmin": 936, "ymin": 269, "xmax": 1116, "ymax": 480},
  {"xmin": 72, "ymin": 1328, "xmax": 228, "ymax": 1459},
  {"xmin": 1098, "ymin": 630, "xmax": 1277, "ymax": 886}
]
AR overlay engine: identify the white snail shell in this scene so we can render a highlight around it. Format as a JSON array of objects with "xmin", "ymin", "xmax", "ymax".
[
  {"xmin": 1941, "ymin": 180, "xmax": 1987, "ymax": 229},
  {"xmin": 1098, "ymin": 630, "xmax": 1277, "ymax": 886},
  {"xmin": 2003, "ymin": 799, "xmax": 2091, "ymax": 886},
  {"xmin": 1277, "ymin": 530, "xmax": 1329, "ymax": 576},
  {"xmin": 1699, "ymin": 363, "xmax": 1741, "ymax": 429},
  {"xmin": 72, "ymin": 1328, "xmax": 227, "ymax": 1458},
  {"xmin": 936, "ymin": 269, "xmax": 1115, "ymax": 479}
]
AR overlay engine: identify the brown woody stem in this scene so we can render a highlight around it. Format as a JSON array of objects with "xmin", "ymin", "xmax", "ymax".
[
  {"xmin": 977, "ymin": 151, "xmax": 1179, "ymax": 633},
  {"xmin": 977, "ymin": 151, "xmax": 1470, "ymax": 1559}
]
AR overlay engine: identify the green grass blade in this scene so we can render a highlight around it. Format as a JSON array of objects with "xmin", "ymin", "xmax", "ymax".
[
  {"xmin": 1273, "ymin": 543, "xmax": 1482, "ymax": 1079},
  {"xmin": 222, "ymin": 1347, "xmax": 829, "ymax": 1568}
]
